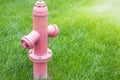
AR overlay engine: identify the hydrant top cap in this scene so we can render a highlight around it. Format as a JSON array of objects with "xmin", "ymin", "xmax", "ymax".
[
  {"xmin": 35, "ymin": 0, "xmax": 46, "ymax": 7},
  {"xmin": 33, "ymin": 0, "xmax": 48, "ymax": 17}
]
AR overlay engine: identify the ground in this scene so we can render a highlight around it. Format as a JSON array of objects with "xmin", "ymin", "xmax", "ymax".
[{"xmin": 0, "ymin": 0, "xmax": 120, "ymax": 80}]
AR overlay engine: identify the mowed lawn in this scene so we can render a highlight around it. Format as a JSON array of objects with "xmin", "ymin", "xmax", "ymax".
[{"xmin": 0, "ymin": 0, "xmax": 120, "ymax": 80}]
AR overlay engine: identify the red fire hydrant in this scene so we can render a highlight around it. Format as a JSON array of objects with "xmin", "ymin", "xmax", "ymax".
[{"xmin": 21, "ymin": 0, "xmax": 59, "ymax": 80}]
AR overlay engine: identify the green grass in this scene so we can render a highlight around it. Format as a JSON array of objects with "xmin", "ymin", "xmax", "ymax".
[{"xmin": 0, "ymin": 0, "xmax": 120, "ymax": 80}]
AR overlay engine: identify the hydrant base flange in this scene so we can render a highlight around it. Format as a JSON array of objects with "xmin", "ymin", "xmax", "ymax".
[{"xmin": 29, "ymin": 48, "xmax": 52, "ymax": 63}]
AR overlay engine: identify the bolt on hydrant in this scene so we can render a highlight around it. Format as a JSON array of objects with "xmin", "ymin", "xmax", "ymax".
[{"xmin": 21, "ymin": 0, "xmax": 59, "ymax": 80}]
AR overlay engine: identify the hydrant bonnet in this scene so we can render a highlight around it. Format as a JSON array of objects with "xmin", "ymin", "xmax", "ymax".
[{"xmin": 33, "ymin": 1, "xmax": 48, "ymax": 17}]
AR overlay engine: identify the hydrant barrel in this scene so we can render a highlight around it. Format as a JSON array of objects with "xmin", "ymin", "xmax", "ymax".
[
  {"xmin": 33, "ymin": 1, "xmax": 48, "ymax": 32},
  {"xmin": 32, "ymin": 1, "xmax": 48, "ymax": 79},
  {"xmin": 33, "ymin": 1, "xmax": 48, "ymax": 56}
]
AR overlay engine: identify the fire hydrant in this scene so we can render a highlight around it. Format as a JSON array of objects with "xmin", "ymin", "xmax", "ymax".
[{"xmin": 21, "ymin": 0, "xmax": 59, "ymax": 80}]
